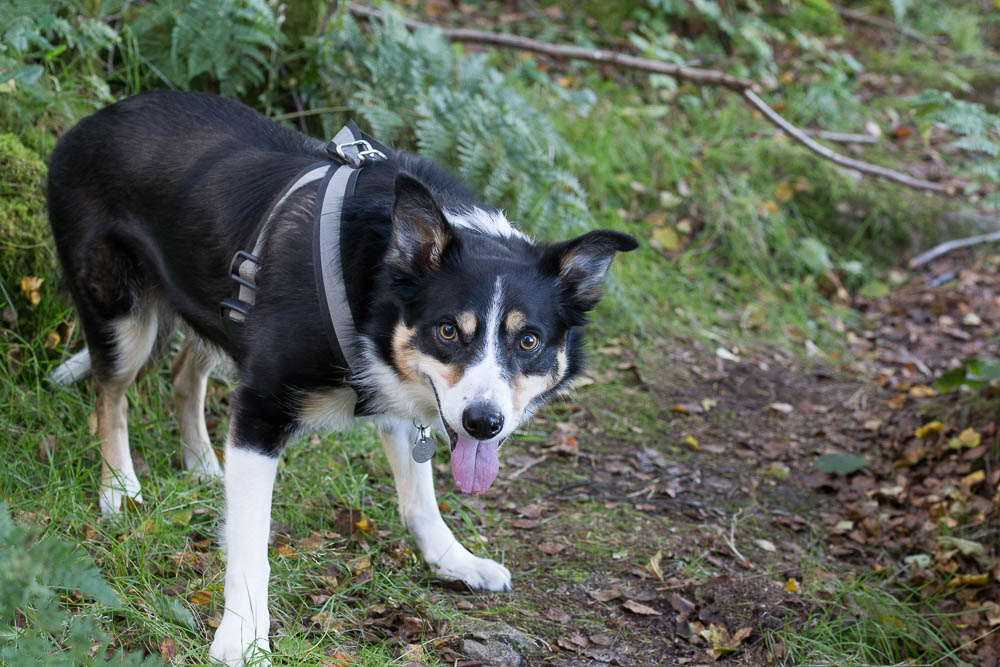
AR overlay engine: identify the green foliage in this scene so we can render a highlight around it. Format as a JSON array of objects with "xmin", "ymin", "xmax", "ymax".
[
  {"xmin": 0, "ymin": 505, "xmax": 159, "ymax": 665},
  {"xmin": 906, "ymin": 89, "xmax": 1000, "ymax": 188},
  {"xmin": 122, "ymin": 0, "xmax": 283, "ymax": 97},
  {"xmin": 935, "ymin": 358, "xmax": 1000, "ymax": 392},
  {"xmin": 0, "ymin": 0, "xmax": 116, "ymax": 147},
  {"xmin": 305, "ymin": 9, "xmax": 591, "ymax": 235}
]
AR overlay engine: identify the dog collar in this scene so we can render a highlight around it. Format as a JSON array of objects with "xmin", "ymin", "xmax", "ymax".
[{"xmin": 221, "ymin": 121, "xmax": 389, "ymax": 385}]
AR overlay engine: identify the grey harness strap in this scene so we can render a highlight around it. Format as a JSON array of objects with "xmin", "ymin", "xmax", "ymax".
[{"xmin": 221, "ymin": 121, "xmax": 388, "ymax": 379}]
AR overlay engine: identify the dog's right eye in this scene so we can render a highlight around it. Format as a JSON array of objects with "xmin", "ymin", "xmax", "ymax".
[{"xmin": 439, "ymin": 323, "xmax": 457, "ymax": 341}]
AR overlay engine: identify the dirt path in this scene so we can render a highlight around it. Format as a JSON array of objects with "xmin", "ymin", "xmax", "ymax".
[{"xmin": 425, "ymin": 252, "xmax": 1000, "ymax": 666}]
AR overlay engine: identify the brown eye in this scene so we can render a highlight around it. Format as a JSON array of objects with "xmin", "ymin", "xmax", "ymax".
[
  {"xmin": 439, "ymin": 323, "xmax": 457, "ymax": 341},
  {"xmin": 520, "ymin": 333, "xmax": 538, "ymax": 351}
]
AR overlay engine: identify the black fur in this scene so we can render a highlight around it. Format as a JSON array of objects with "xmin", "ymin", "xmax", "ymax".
[{"xmin": 48, "ymin": 90, "xmax": 636, "ymax": 456}]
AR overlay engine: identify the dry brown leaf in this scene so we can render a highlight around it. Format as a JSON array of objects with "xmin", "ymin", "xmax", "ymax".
[
  {"xmin": 587, "ymin": 588, "xmax": 622, "ymax": 603},
  {"xmin": 623, "ymin": 599, "xmax": 660, "ymax": 616},
  {"xmin": 646, "ymin": 550, "xmax": 664, "ymax": 580},
  {"xmin": 189, "ymin": 589, "xmax": 213, "ymax": 605},
  {"xmin": 159, "ymin": 637, "xmax": 177, "ymax": 660},
  {"xmin": 538, "ymin": 540, "xmax": 565, "ymax": 555},
  {"xmin": 546, "ymin": 607, "xmax": 571, "ymax": 623}
]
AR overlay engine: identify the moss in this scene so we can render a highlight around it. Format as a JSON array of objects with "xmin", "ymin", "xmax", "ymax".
[
  {"xmin": 0, "ymin": 132, "xmax": 49, "ymax": 252},
  {"xmin": 779, "ymin": 0, "xmax": 843, "ymax": 36}
]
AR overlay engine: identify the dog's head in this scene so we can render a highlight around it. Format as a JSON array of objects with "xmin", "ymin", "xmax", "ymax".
[{"xmin": 381, "ymin": 173, "xmax": 637, "ymax": 493}]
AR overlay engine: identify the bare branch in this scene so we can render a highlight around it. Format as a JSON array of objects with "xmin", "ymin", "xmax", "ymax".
[
  {"xmin": 833, "ymin": 5, "xmax": 949, "ymax": 54},
  {"xmin": 743, "ymin": 90, "xmax": 951, "ymax": 193},
  {"xmin": 910, "ymin": 230, "xmax": 1000, "ymax": 268},
  {"xmin": 346, "ymin": 4, "xmax": 954, "ymax": 195}
]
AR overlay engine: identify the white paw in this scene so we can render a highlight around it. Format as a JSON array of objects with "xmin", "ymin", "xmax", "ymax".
[
  {"xmin": 434, "ymin": 548, "xmax": 512, "ymax": 592},
  {"xmin": 99, "ymin": 478, "xmax": 143, "ymax": 516},
  {"xmin": 209, "ymin": 613, "xmax": 270, "ymax": 666}
]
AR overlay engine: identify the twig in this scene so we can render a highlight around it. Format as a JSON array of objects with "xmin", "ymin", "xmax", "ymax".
[
  {"xmin": 743, "ymin": 90, "xmax": 950, "ymax": 193},
  {"xmin": 725, "ymin": 509, "xmax": 751, "ymax": 568},
  {"xmin": 781, "ymin": 128, "xmax": 878, "ymax": 145},
  {"xmin": 271, "ymin": 106, "xmax": 353, "ymax": 122},
  {"xmin": 910, "ymin": 229, "xmax": 1000, "ymax": 268},
  {"xmin": 509, "ymin": 455, "xmax": 548, "ymax": 480},
  {"xmin": 347, "ymin": 4, "xmax": 954, "ymax": 195},
  {"xmin": 833, "ymin": 5, "xmax": 949, "ymax": 54}
]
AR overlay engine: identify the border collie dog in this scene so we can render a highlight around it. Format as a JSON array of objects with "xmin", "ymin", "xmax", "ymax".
[{"xmin": 47, "ymin": 90, "xmax": 636, "ymax": 664}]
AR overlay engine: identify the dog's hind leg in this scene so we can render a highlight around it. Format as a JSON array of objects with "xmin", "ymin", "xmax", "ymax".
[
  {"xmin": 172, "ymin": 339, "xmax": 222, "ymax": 479},
  {"xmin": 94, "ymin": 301, "xmax": 160, "ymax": 515},
  {"xmin": 378, "ymin": 420, "xmax": 512, "ymax": 591}
]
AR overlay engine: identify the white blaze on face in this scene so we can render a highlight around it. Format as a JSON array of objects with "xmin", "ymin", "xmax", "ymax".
[{"xmin": 433, "ymin": 278, "xmax": 512, "ymax": 494}]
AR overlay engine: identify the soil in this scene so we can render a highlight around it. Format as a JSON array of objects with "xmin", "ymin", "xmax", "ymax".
[{"xmin": 426, "ymin": 250, "xmax": 1000, "ymax": 666}]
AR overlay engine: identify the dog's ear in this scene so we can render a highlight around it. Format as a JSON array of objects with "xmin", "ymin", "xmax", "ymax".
[
  {"xmin": 543, "ymin": 230, "xmax": 639, "ymax": 312},
  {"xmin": 387, "ymin": 173, "xmax": 452, "ymax": 277}
]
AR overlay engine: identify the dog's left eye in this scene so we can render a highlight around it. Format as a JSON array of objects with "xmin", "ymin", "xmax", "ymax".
[
  {"xmin": 439, "ymin": 323, "xmax": 457, "ymax": 341},
  {"xmin": 519, "ymin": 333, "xmax": 539, "ymax": 351}
]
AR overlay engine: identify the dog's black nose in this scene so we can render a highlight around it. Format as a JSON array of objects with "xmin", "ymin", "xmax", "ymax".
[{"xmin": 462, "ymin": 402, "xmax": 504, "ymax": 440}]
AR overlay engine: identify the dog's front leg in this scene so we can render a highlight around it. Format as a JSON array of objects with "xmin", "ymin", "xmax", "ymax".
[
  {"xmin": 209, "ymin": 440, "xmax": 278, "ymax": 665},
  {"xmin": 379, "ymin": 421, "xmax": 512, "ymax": 591}
]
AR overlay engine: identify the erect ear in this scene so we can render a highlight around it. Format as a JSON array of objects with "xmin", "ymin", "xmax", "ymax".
[
  {"xmin": 387, "ymin": 173, "xmax": 452, "ymax": 277},
  {"xmin": 543, "ymin": 230, "xmax": 639, "ymax": 311}
]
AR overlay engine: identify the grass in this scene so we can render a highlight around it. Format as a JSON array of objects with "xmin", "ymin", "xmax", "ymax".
[
  {"xmin": 769, "ymin": 573, "xmax": 965, "ymax": 666},
  {"xmin": 3, "ymin": 3, "xmax": 997, "ymax": 663}
]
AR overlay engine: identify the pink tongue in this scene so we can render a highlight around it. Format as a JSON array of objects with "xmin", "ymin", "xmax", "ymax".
[{"xmin": 450, "ymin": 436, "xmax": 500, "ymax": 494}]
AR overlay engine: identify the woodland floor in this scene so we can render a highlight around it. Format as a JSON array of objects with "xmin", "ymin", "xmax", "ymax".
[{"xmin": 396, "ymin": 247, "xmax": 1000, "ymax": 666}]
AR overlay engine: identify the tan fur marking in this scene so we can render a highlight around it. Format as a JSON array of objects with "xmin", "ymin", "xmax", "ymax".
[
  {"xmin": 392, "ymin": 321, "xmax": 462, "ymax": 388},
  {"xmin": 512, "ymin": 346, "xmax": 568, "ymax": 414},
  {"xmin": 420, "ymin": 355, "xmax": 462, "ymax": 389},
  {"xmin": 391, "ymin": 322, "xmax": 420, "ymax": 381},
  {"xmin": 457, "ymin": 312, "xmax": 477, "ymax": 337},
  {"xmin": 505, "ymin": 310, "xmax": 526, "ymax": 333}
]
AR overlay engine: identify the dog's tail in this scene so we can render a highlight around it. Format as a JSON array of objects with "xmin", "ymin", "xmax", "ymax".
[{"xmin": 48, "ymin": 348, "xmax": 92, "ymax": 385}]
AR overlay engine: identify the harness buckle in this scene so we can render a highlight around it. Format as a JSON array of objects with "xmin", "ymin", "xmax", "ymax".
[{"xmin": 332, "ymin": 139, "xmax": 387, "ymax": 167}]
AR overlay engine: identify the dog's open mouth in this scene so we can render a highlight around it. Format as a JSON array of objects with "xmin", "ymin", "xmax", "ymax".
[
  {"xmin": 430, "ymin": 379, "xmax": 503, "ymax": 494},
  {"xmin": 442, "ymin": 422, "xmax": 500, "ymax": 494}
]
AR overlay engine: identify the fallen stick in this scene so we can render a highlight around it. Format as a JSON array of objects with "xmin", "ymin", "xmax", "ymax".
[
  {"xmin": 347, "ymin": 3, "xmax": 953, "ymax": 195},
  {"xmin": 833, "ymin": 5, "xmax": 949, "ymax": 54},
  {"xmin": 910, "ymin": 229, "xmax": 1000, "ymax": 268}
]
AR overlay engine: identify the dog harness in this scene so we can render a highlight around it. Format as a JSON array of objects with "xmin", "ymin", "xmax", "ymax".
[
  {"xmin": 220, "ymin": 123, "xmax": 438, "ymax": 462},
  {"xmin": 221, "ymin": 121, "xmax": 388, "ymax": 379}
]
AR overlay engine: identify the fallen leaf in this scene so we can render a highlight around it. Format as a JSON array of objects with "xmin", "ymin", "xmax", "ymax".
[
  {"xmin": 914, "ymin": 420, "xmax": 944, "ymax": 438},
  {"xmin": 651, "ymin": 226, "xmax": 681, "ymax": 251},
  {"xmin": 354, "ymin": 516, "xmax": 373, "ymax": 533},
  {"xmin": 887, "ymin": 393, "xmax": 907, "ymax": 409},
  {"xmin": 165, "ymin": 510, "xmax": 193, "ymax": 527},
  {"xmin": 590, "ymin": 633, "xmax": 613, "ymax": 646},
  {"xmin": 588, "ymin": 588, "xmax": 622, "ymax": 603},
  {"xmin": 189, "ymin": 589, "xmax": 213, "ymax": 606},
  {"xmin": 774, "ymin": 182, "xmax": 793, "ymax": 202},
  {"xmin": 783, "ymin": 578, "xmax": 799, "ymax": 593},
  {"xmin": 768, "ymin": 402, "xmax": 793, "ymax": 414},
  {"xmin": 646, "ymin": 550, "xmax": 664, "ymax": 580},
  {"xmin": 546, "ymin": 607, "xmax": 571, "ymax": 623},
  {"xmin": 622, "ymin": 599, "xmax": 660, "ymax": 616},
  {"xmin": 949, "ymin": 572, "xmax": 989, "ymax": 587},
  {"xmin": 815, "ymin": 452, "xmax": 868, "ymax": 476},
  {"xmin": 43, "ymin": 331, "xmax": 60, "ymax": 349},
  {"xmin": 347, "ymin": 554, "xmax": 371, "ymax": 574},
  {"xmin": 538, "ymin": 540, "xmax": 565, "ymax": 555},
  {"xmin": 937, "ymin": 536, "xmax": 988, "ymax": 564},
  {"xmin": 908, "ymin": 384, "xmax": 935, "ymax": 398},
  {"xmin": 159, "ymin": 637, "xmax": 177, "ymax": 660},
  {"xmin": 949, "ymin": 427, "xmax": 981, "ymax": 449},
  {"xmin": 684, "ymin": 436, "xmax": 701, "ymax": 451},
  {"xmin": 755, "ymin": 539, "xmax": 776, "ymax": 552},
  {"xmin": 961, "ymin": 470, "xmax": 985, "ymax": 487}
]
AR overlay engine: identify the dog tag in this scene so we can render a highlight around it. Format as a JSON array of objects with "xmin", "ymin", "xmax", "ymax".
[{"xmin": 412, "ymin": 424, "xmax": 435, "ymax": 463}]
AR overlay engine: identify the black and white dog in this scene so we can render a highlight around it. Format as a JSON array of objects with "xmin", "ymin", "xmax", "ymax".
[{"xmin": 47, "ymin": 90, "xmax": 636, "ymax": 664}]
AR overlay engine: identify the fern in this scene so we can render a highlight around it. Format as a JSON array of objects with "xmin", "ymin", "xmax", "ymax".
[
  {"xmin": 127, "ymin": 0, "xmax": 282, "ymax": 97},
  {"xmin": 0, "ymin": 505, "xmax": 160, "ymax": 665},
  {"xmin": 303, "ymin": 7, "xmax": 592, "ymax": 237},
  {"xmin": 906, "ymin": 89, "xmax": 1000, "ymax": 187}
]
